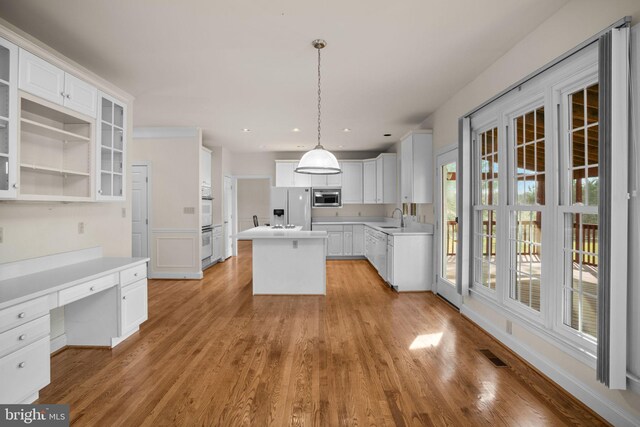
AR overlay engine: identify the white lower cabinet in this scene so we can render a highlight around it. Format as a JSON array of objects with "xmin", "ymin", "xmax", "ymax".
[
  {"xmin": 213, "ymin": 226, "xmax": 223, "ymax": 261},
  {"xmin": 0, "ymin": 336, "xmax": 50, "ymax": 404},
  {"xmin": 385, "ymin": 234, "xmax": 433, "ymax": 291},
  {"xmin": 352, "ymin": 225, "xmax": 365, "ymax": 256},
  {"xmin": 120, "ymin": 279, "xmax": 148, "ymax": 336},
  {"xmin": 314, "ymin": 224, "xmax": 365, "ymax": 258},
  {"xmin": 327, "ymin": 230, "xmax": 344, "ymax": 256}
]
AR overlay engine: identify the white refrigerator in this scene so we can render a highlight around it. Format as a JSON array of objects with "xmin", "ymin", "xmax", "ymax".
[{"xmin": 270, "ymin": 187, "xmax": 312, "ymax": 230}]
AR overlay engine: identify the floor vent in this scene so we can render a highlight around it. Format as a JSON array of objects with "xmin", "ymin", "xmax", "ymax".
[{"xmin": 479, "ymin": 349, "xmax": 508, "ymax": 367}]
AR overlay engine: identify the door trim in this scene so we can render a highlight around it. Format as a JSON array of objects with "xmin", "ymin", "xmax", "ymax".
[
  {"xmin": 131, "ymin": 163, "xmax": 151, "ymax": 260},
  {"xmin": 435, "ymin": 146, "xmax": 461, "ymax": 308}
]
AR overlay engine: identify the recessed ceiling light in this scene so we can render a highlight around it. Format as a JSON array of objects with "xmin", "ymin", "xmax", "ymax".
[
  {"xmin": 297, "ymin": 145, "xmax": 305, "ymax": 148},
  {"xmin": 338, "ymin": 145, "xmax": 343, "ymax": 148},
  {"xmin": 259, "ymin": 145, "xmax": 266, "ymax": 148},
  {"xmin": 292, "ymin": 128, "xmax": 300, "ymax": 132},
  {"xmin": 242, "ymin": 128, "xmax": 251, "ymax": 132},
  {"xmin": 384, "ymin": 133, "xmax": 392, "ymax": 137},
  {"xmin": 343, "ymin": 128, "xmax": 351, "ymax": 132}
]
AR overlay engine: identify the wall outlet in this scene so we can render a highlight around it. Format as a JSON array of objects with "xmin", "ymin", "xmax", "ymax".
[
  {"xmin": 184, "ymin": 207, "xmax": 195, "ymax": 215},
  {"xmin": 78, "ymin": 222, "xmax": 85, "ymax": 234},
  {"xmin": 292, "ymin": 240, "xmax": 298, "ymax": 249},
  {"xmin": 0, "ymin": 227, "xmax": 3, "ymax": 243},
  {"xmin": 122, "ymin": 208, "xmax": 126, "ymax": 218},
  {"xmin": 358, "ymin": 212, "xmax": 361, "ymax": 217},
  {"xmin": 506, "ymin": 320, "xmax": 513, "ymax": 335},
  {"xmin": 335, "ymin": 211, "xmax": 338, "ymax": 216}
]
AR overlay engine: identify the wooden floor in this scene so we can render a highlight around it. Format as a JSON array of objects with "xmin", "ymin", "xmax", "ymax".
[{"xmin": 40, "ymin": 241, "xmax": 606, "ymax": 426}]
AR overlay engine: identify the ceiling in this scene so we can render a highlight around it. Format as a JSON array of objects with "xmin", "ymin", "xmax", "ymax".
[{"xmin": 0, "ymin": 0, "xmax": 568, "ymax": 152}]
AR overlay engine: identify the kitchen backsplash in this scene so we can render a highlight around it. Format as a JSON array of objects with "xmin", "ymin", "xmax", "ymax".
[{"xmin": 311, "ymin": 204, "xmax": 389, "ymax": 218}]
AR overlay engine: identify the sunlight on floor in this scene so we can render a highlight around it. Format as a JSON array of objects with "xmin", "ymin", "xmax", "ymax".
[{"xmin": 409, "ymin": 332, "xmax": 443, "ymax": 350}]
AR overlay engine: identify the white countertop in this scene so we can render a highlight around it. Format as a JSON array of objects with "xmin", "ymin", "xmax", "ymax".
[
  {"xmin": 235, "ymin": 226, "xmax": 328, "ymax": 240},
  {"xmin": 0, "ymin": 257, "xmax": 149, "ymax": 309},
  {"xmin": 312, "ymin": 220, "xmax": 433, "ymax": 236}
]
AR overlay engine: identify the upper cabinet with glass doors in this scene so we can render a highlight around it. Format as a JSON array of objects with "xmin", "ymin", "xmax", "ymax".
[
  {"xmin": 0, "ymin": 37, "xmax": 18, "ymax": 199},
  {"xmin": 96, "ymin": 92, "xmax": 126, "ymax": 201}
]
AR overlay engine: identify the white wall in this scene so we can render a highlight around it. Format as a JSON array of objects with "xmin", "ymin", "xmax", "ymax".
[
  {"xmin": 131, "ymin": 128, "xmax": 202, "ymax": 279},
  {"xmin": 419, "ymin": 1, "xmax": 640, "ymax": 424}
]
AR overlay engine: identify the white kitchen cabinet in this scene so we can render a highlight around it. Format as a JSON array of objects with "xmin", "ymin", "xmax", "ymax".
[
  {"xmin": 363, "ymin": 159, "xmax": 377, "ymax": 204},
  {"xmin": 19, "ymin": 49, "xmax": 97, "ymax": 118},
  {"xmin": 352, "ymin": 225, "xmax": 365, "ymax": 256},
  {"xmin": 401, "ymin": 130, "xmax": 433, "ymax": 204},
  {"xmin": 120, "ymin": 279, "xmax": 148, "ymax": 336},
  {"xmin": 275, "ymin": 160, "xmax": 311, "ymax": 188},
  {"xmin": 310, "ymin": 164, "xmax": 342, "ymax": 188},
  {"xmin": 327, "ymin": 231, "xmax": 344, "ymax": 256},
  {"xmin": 275, "ymin": 161, "xmax": 295, "ymax": 187},
  {"xmin": 343, "ymin": 225, "xmax": 353, "ymax": 256},
  {"xmin": 96, "ymin": 91, "xmax": 126, "ymax": 201},
  {"xmin": 213, "ymin": 225, "xmax": 223, "ymax": 261},
  {"xmin": 0, "ymin": 37, "xmax": 18, "ymax": 199},
  {"xmin": 385, "ymin": 233, "xmax": 432, "ymax": 291},
  {"xmin": 200, "ymin": 146, "xmax": 212, "ymax": 187},
  {"xmin": 341, "ymin": 161, "xmax": 362, "ymax": 204},
  {"xmin": 376, "ymin": 154, "xmax": 397, "ymax": 204},
  {"xmin": 19, "ymin": 92, "xmax": 94, "ymax": 201},
  {"xmin": 64, "ymin": 73, "xmax": 98, "ymax": 118}
]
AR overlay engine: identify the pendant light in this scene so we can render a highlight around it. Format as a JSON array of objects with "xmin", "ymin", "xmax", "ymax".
[{"xmin": 295, "ymin": 39, "xmax": 341, "ymax": 175}]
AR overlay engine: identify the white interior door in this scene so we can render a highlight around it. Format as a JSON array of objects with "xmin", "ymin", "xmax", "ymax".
[
  {"xmin": 435, "ymin": 148, "xmax": 461, "ymax": 307},
  {"xmin": 131, "ymin": 165, "xmax": 149, "ymax": 258},
  {"xmin": 224, "ymin": 176, "xmax": 233, "ymax": 259}
]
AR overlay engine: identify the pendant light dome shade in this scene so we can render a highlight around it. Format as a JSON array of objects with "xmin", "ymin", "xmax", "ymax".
[
  {"xmin": 295, "ymin": 145, "xmax": 341, "ymax": 174},
  {"xmin": 295, "ymin": 38, "xmax": 342, "ymax": 175}
]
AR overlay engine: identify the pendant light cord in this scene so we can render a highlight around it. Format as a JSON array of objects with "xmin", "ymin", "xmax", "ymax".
[{"xmin": 317, "ymin": 46, "xmax": 322, "ymax": 149}]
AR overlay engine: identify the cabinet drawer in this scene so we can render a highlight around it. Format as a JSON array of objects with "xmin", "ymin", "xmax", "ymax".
[
  {"xmin": 343, "ymin": 225, "xmax": 353, "ymax": 233},
  {"xmin": 0, "ymin": 315, "xmax": 50, "ymax": 358},
  {"xmin": 0, "ymin": 296, "xmax": 49, "ymax": 334},
  {"xmin": 0, "ymin": 336, "xmax": 50, "ymax": 404},
  {"xmin": 58, "ymin": 273, "xmax": 118, "ymax": 306},
  {"xmin": 120, "ymin": 264, "xmax": 147, "ymax": 287}
]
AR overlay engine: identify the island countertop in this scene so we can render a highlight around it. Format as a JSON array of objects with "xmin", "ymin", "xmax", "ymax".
[{"xmin": 235, "ymin": 226, "xmax": 328, "ymax": 240}]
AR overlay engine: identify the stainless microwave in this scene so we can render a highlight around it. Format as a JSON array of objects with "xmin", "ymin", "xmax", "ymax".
[{"xmin": 313, "ymin": 188, "xmax": 341, "ymax": 207}]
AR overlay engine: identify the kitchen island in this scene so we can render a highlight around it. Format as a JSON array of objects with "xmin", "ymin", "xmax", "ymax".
[{"xmin": 235, "ymin": 226, "xmax": 328, "ymax": 295}]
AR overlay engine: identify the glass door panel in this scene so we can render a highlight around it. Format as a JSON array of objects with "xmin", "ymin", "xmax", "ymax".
[{"xmin": 436, "ymin": 148, "xmax": 460, "ymax": 307}]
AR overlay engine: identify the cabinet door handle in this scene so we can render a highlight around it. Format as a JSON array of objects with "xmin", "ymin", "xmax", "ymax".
[
  {"xmin": 90, "ymin": 286, "xmax": 95, "ymax": 291},
  {"xmin": 18, "ymin": 362, "xmax": 25, "ymax": 368},
  {"xmin": 18, "ymin": 334, "xmax": 26, "ymax": 341},
  {"xmin": 65, "ymin": 94, "xmax": 71, "ymax": 99},
  {"xmin": 98, "ymin": 189, "xmax": 103, "ymax": 194},
  {"xmin": 134, "ymin": 273, "xmax": 138, "ymax": 277},
  {"xmin": 60, "ymin": 91, "xmax": 65, "ymax": 97},
  {"xmin": 122, "ymin": 296, "xmax": 126, "ymax": 300},
  {"xmin": 17, "ymin": 312, "xmax": 25, "ymax": 319},
  {"xmin": 12, "ymin": 183, "xmax": 18, "ymax": 189}
]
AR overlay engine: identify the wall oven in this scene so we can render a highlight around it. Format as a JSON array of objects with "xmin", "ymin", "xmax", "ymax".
[
  {"xmin": 312, "ymin": 188, "xmax": 341, "ymax": 208},
  {"xmin": 202, "ymin": 199, "xmax": 213, "ymax": 228}
]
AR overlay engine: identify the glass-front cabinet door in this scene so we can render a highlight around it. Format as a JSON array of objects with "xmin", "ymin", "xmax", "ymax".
[
  {"xmin": 0, "ymin": 37, "xmax": 18, "ymax": 199},
  {"xmin": 96, "ymin": 91, "xmax": 126, "ymax": 201}
]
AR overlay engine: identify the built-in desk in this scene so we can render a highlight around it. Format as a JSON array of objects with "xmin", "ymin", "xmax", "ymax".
[{"xmin": 0, "ymin": 247, "xmax": 150, "ymax": 404}]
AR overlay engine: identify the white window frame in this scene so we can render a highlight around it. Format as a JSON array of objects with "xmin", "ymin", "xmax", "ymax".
[
  {"xmin": 551, "ymin": 65, "xmax": 599, "ymax": 355},
  {"xmin": 470, "ymin": 114, "xmax": 501, "ymax": 300},
  {"xmin": 500, "ymin": 93, "xmax": 549, "ymax": 324},
  {"xmin": 466, "ymin": 43, "xmax": 600, "ymax": 358}
]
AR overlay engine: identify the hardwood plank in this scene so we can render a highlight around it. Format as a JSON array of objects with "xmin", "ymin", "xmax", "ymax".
[{"xmin": 38, "ymin": 241, "xmax": 608, "ymax": 426}]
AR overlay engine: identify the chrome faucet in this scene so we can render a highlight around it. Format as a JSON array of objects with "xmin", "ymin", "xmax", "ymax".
[{"xmin": 392, "ymin": 208, "xmax": 405, "ymax": 228}]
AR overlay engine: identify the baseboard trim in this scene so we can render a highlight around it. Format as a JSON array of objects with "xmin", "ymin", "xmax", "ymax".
[
  {"xmin": 111, "ymin": 327, "xmax": 139, "ymax": 347},
  {"xmin": 50, "ymin": 334, "xmax": 67, "ymax": 354},
  {"xmin": 461, "ymin": 305, "xmax": 639, "ymax": 427},
  {"xmin": 149, "ymin": 272, "xmax": 203, "ymax": 280}
]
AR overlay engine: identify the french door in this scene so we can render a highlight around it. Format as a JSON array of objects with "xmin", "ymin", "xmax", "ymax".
[{"xmin": 435, "ymin": 148, "xmax": 461, "ymax": 307}]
